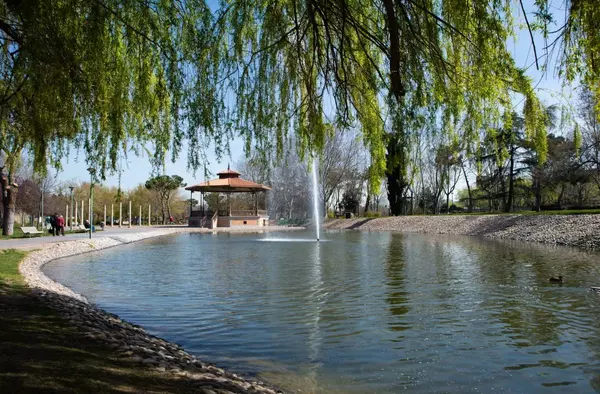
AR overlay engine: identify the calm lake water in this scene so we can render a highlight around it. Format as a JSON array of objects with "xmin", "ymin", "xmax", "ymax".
[{"xmin": 45, "ymin": 231, "xmax": 600, "ymax": 393}]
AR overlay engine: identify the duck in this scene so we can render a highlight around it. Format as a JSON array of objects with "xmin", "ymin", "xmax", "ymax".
[
  {"xmin": 590, "ymin": 287, "xmax": 600, "ymax": 292},
  {"xmin": 549, "ymin": 275, "xmax": 564, "ymax": 283}
]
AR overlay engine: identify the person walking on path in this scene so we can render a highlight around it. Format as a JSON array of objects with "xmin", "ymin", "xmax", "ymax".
[
  {"xmin": 56, "ymin": 214, "xmax": 65, "ymax": 236},
  {"xmin": 49, "ymin": 214, "xmax": 57, "ymax": 236}
]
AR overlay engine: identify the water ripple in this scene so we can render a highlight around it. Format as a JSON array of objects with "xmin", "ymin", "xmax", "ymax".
[{"xmin": 44, "ymin": 231, "xmax": 600, "ymax": 393}]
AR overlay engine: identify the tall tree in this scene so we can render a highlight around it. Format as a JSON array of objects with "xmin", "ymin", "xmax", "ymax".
[{"xmin": 145, "ymin": 175, "xmax": 186, "ymax": 224}]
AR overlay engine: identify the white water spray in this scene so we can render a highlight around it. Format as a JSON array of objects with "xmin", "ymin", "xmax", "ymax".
[{"xmin": 312, "ymin": 157, "xmax": 320, "ymax": 242}]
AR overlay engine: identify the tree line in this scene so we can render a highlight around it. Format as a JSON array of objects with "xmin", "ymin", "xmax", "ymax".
[
  {"xmin": 0, "ymin": 165, "xmax": 190, "ymax": 229},
  {"xmin": 236, "ymin": 85, "xmax": 600, "ymax": 219}
]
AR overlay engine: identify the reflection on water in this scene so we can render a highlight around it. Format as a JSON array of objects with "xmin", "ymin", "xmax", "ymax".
[{"xmin": 44, "ymin": 232, "xmax": 600, "ymax": 393}]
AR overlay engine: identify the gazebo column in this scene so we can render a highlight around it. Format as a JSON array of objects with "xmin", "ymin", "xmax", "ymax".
[
  {"xmin": 254, "ymin": 192, "xmax": 257, "ymax": 216},
  {"xmin": 227, "ymin": 193, "xmax": 231, "ymax": 216}
]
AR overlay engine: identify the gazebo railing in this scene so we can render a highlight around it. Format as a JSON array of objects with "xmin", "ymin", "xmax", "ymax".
[
  {"xmin": 223, "ymin": 210, "xmax": 269, "ymax": 217},
  {"xmin": 190, "ymin": 207, "xmax": 268, "ymax": 218}
]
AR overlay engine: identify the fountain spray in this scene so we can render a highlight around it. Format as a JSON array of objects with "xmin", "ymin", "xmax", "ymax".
[{"xmin": 312, "ymin": 157, "xmax": 320, "ymax": 242}]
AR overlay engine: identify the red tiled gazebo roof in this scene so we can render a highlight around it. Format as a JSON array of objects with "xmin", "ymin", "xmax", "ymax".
[{"xmin": 185, "ymin": 169, "xmax": 271, "ymax": 193}]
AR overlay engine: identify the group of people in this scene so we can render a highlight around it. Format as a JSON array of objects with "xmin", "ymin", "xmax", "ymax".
[{"xmin": 49, "ymin": 214, "xmax": 66, "ymax": 236}]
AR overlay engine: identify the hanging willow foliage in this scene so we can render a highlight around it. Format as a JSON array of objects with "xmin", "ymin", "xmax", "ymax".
[
  {"xmin": 0, "ymin": 0, "xmax": 222, "ymax": 179},
  {"xmin": 0, "ymin": 0, "xmax": 598, "ymax": 185},
  {"xmin": 214, "ymin": 0, "xmax": 598, "ymax": 190}
]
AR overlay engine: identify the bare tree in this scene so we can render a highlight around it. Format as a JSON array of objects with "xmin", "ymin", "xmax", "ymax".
[
  {"xmin": 319, "ymin": 129, "xmax": 362, "ymax": 214},
  {"xmin": 268, "ymin": 149, "xmax": 311, "ymax": 221}
]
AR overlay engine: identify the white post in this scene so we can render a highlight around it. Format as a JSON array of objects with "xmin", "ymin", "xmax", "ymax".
[
  {"xmin": 103, "ymin": 205, "xmax": 106, "ymax": 227},
  {"xmin": 75, "ymin": 200, "xmax": 78, "ymax": 226},
  {"xmin": 139, "ymin": 205, "xmax": 142, "ymax": 226},
  {"xmin": 119, "ymin": 202, "xmax": 122, "ymax": 228},
  {"xmin": 81, "ymin": 199, "xmax": 85, "ymax": 224},
  {"xmin": 148, "ymin": 204, "xmax": 151, "ymax": 226},
  {"xmin": 111, "ymin": 204, "xmax": 114, "ymax": 227},
  {"xmin": 128, "ymin": 201, "xmax": 132, "ymax": 228}
]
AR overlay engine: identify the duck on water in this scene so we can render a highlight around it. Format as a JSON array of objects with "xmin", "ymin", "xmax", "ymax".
[{"xmin": 548, "ymin": 276, "xmax": 599, "ymax": 292}]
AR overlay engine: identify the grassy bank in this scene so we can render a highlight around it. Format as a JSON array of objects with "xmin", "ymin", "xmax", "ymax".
[{"xmin": 0, "ymin": 249, "xmax": 204, "ymax": 392}]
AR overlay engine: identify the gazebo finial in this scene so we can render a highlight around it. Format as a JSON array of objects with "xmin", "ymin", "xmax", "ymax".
[{"xmin": 228, "ymin": 163, "xmax": 230, "ymax": 171}]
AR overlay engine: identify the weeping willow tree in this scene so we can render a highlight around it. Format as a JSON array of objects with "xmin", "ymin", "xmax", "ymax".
[
  {"xmin": 0, "ymin": 0, "xmax": 221, "ymax": 234},
  {"xmin": 1, "ymin": 0, "xmax": 599, "ymax": 234},
  {"xmin": 215, "ymin": 0, "xmax": 598, "ymax": 215}
]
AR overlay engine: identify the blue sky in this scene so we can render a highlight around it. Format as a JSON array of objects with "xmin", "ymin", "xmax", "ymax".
[{"xmin": 55, "ymin": 0, "xmax": 574, "ymax": 190}]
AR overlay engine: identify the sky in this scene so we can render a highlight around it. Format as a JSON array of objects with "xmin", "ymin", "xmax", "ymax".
[{"xmin": 54, "ymin": 0, "xmax": 575, "ymax": 191}]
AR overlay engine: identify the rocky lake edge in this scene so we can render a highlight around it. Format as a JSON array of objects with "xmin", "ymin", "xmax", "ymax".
[
  {"xmin": 18, "ymin": 227, "xmax": 302, "ymax": 394},
  {"xmin": 324, "ymin": 214, "xmax": 600, "ymax": 249}
]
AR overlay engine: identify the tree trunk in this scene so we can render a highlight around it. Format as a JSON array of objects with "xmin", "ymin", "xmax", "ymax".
[
  {"xmin": 556, "ymin": 184, "xmax": 566, "ymax": 209},
  {"xmin": 461, "ymin": 162, "xmax": 473, "ymax": 212},
  {"xmin": 505, "ymin": 149, "xmax": 515, "ymax": 213},
  {"xmin": 534, "ymin": 171, "xmax": 542, "ymax": 212},
  {"xmin": 1, "ymin": 172, "xmax": 18, "ymax": 236},
  {"xmin": 383, "ymin": 0, "xmax": 407, "ymax": 217},
  {"xmin": 364, "ymin": 193, "xmax": 371, "ymax": 215},
  {"xmin": 386, "ymin": 133, "xmax": 407, "ymax": 216}
]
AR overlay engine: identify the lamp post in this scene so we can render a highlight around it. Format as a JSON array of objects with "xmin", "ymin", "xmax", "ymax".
[
  {"xmin": 87, "ymin": 168, "xmax": 95, "ymax": 239},
  {"xmin": 69, "ymin": 186, "xmax": 74, "ymax": 231}
]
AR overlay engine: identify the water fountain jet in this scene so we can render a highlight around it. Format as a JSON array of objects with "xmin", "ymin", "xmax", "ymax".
[{"xmin": 312, "ymin": 156, "xmax": 320, "ymax": 242}]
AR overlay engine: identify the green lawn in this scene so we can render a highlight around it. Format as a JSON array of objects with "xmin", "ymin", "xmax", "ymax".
[{"xmin": 0, "ymin": 249, "xmax": 213, "ymax": 392}]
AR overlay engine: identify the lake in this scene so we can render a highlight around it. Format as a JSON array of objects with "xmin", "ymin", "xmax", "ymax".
[{"xmin": 44, "ymin": 231, "xmax": 600, "ymax": 393}]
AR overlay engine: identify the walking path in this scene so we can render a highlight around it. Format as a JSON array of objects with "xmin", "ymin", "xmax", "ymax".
[{"xmin": 0, "ymin": 226, "xmax": 171, "ymax": 250}]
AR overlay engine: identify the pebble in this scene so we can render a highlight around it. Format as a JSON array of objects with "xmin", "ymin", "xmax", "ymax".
[{"xmin": 325, "ymin": 215, "xmax": 600, "ymax": 249}]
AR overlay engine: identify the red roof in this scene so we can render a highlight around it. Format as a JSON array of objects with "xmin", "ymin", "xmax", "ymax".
[
  {"xmin": 185, "ymin": 169, "xmax": 271, "ymax": 193},
  {"xmin": 217, "ymin": 169, "xmax": 241, "ymax": 178}
]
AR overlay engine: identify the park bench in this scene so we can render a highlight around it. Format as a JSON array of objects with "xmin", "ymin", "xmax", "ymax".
[
  {"xmin": 78, "ymin": 224, "xmax": 89, "ymax": 231},
  {"xmin": 21, "ymin": 227, "xmax": 43, "ymax": 237}
]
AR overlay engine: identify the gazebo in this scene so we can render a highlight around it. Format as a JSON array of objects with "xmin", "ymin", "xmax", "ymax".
[{"xmin": 185, "ymin": 168, "xmax": 271, "ymax": 228}]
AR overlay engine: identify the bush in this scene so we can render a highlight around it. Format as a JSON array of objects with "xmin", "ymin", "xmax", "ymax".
[{"xmin": 364, "ymin": 211, "xmax": 381, "ymax": 218}]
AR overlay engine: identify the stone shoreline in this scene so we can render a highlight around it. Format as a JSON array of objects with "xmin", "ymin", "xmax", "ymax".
[
  {"xmin": 18, "ymin": 227, "xmax": 302, "ymax": 394},
  {"xmin": 324, "ymin": 214, "xmax": 600, "ymax": 249}
]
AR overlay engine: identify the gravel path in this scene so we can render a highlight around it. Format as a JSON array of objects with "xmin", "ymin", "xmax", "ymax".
[
  {"xmin": 324, "ymin": 215, "xmax": 600, "ymax": 249},
  {"xmin": 18, "ymin": 227, "xmax": 297, "ymax": 394}
]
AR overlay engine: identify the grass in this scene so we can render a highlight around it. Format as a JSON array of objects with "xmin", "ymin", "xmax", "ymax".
[
  {"xmin": 0, "ymin": 249, "xmax": 224, "ymax": 393},
  {"xmin": 0, "ymin": 249, "xmax": 26, "ymax": 287}
]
